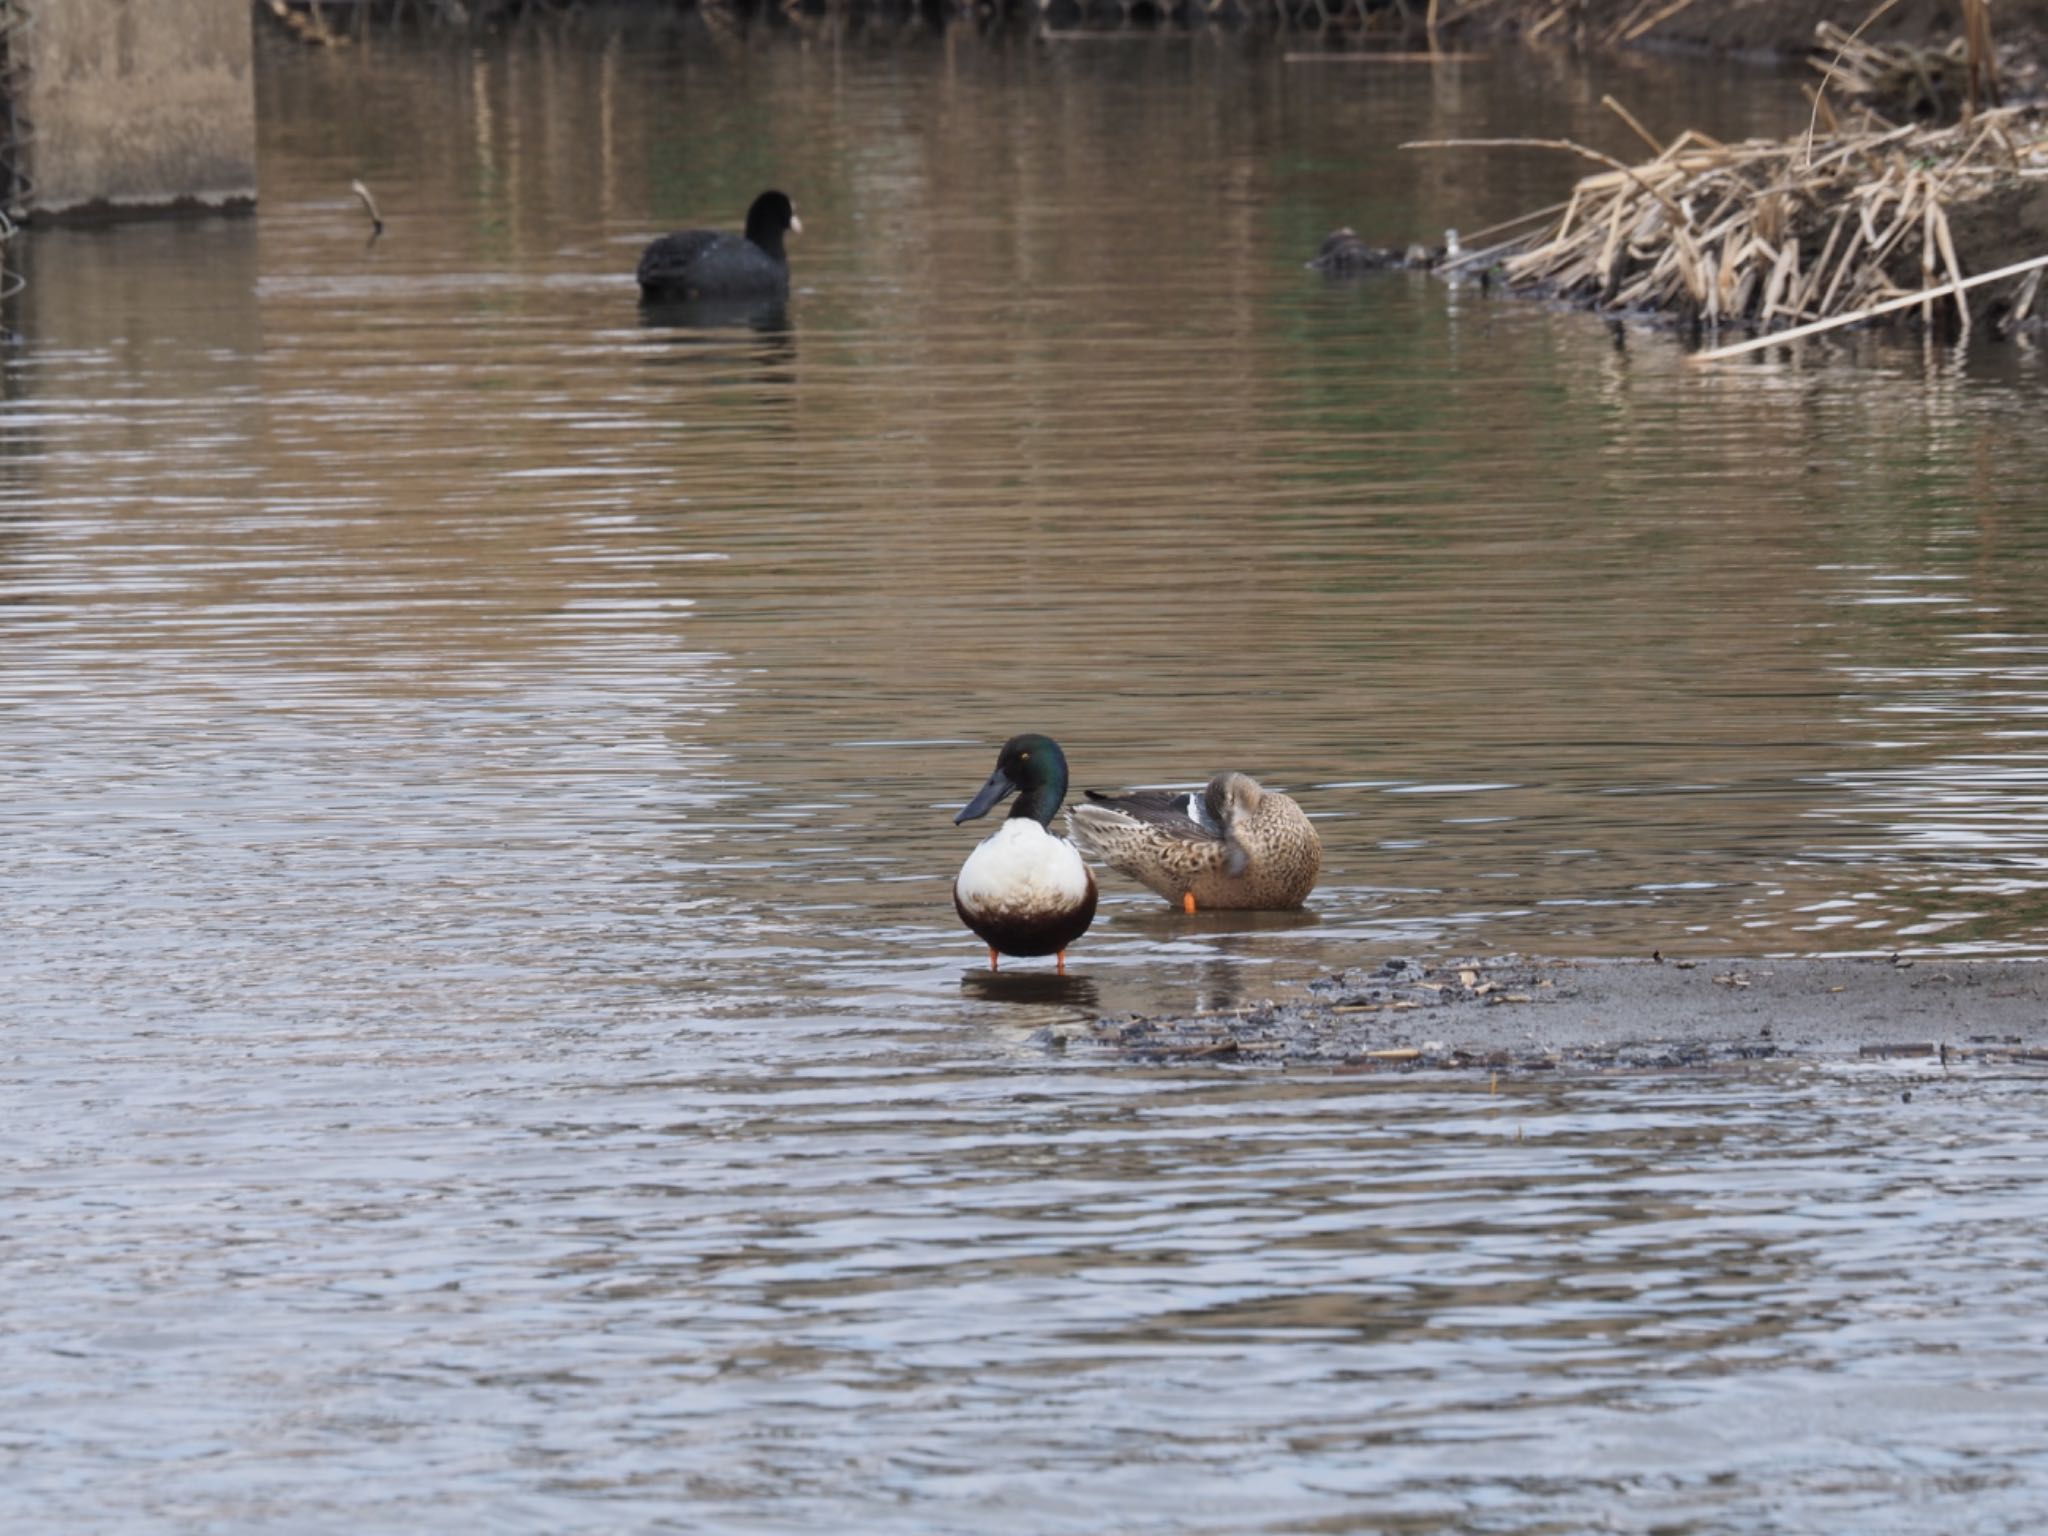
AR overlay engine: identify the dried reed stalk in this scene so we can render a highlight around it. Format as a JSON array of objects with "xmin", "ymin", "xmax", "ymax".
[
  {"xmin": 1409, "ymin": 104, "xmax": 2048, "ymax": 344},
  {"xmin": 1693, "ymin": 252, "xmax": 2048, "ymax": 360}
]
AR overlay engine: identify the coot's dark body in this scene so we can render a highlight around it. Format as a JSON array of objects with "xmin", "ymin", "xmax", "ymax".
[{"xmin": 636, "ymin": 190, "xmax": 800, "ymax": 303}]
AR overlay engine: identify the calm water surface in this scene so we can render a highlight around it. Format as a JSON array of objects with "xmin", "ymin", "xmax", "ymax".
[{"xmin": 6, "ymin": 20, "xmax": 2048, "ymax": 1533}]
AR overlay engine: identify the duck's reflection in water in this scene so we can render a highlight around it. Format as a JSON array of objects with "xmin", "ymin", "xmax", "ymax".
[
  {"xmin": 959, "ymin": 969, "xmax": 1102, "ymax": 1013},
  {"xmin": 638, "ymin": 294, "xmax": 792, "ymax": 337},
  {"xmin": 1113, "ymin": 906, "xmax": 1324, "ymax": 942},
  {"xmin": 1173, "ymin": 956, "xmax": 1261, "ymax": 1018},
  {"xmin": 637, "ymin": 297, "xmax": 796, "ymax": 381}
]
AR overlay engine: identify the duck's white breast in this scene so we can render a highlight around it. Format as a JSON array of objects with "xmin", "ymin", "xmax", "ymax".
[{"xmin": 956, "ymin": 818, "xmax": 1092, "ymax": 917}]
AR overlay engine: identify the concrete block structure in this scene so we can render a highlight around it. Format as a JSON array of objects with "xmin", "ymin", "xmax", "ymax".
[{"xmin": 5, "ymin": 0, "xmax": 256, "ymax": 220}]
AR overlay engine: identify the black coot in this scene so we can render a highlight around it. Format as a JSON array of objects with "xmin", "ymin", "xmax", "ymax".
[{"xmin": 636, "ymin": 190, "xmax": 800, "ymax": 302}]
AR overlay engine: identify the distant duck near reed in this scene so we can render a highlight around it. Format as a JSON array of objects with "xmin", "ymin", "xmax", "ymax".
[
  {"xmin": 1307, "ymin": 227, "xmax": 1447, "ymax": 276},
  {"xmin": 1066, "ymin": 771, "xmax": 1321, "ymax": 912},
  {"xmin": 636, "ymin": 190, "xmax": 800, "ymax": 303},
  {"xmin": 953, "ymin": 735, "xmax": 1098, "ymax": 974},
  {"xmin": 1309, "ymin": 228, "xmax": 1399, "ymax": 274}
]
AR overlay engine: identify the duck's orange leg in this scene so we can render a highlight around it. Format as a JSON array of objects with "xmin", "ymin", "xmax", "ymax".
[
  {"xmin": 988, "ymin": 947, "xmax": 1000, "ymax": 972},
  {"xmin": 1056, "ymin": 950, "xmax": 1067, "ymax": 976},
  {"xmin": 1182, "ymin": 891, "xmax": 1198, "ymax": 915}
]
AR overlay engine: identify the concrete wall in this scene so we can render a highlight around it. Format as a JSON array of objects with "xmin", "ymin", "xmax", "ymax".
[{"xmin": 16, "ymin": 0, "xmax": 256, "ymax": 219}]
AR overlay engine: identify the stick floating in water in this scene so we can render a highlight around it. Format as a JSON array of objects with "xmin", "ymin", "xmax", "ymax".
[
  {"xmin": 1690, "ymin": 251, "xmax": 2048, "ymax": 362},
  {"xmin": 350, "ymin": 179, "xmax": 384, "ymax": 239}
]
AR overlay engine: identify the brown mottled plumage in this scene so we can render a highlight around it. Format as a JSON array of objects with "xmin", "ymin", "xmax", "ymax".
[{"xmin": 1065, "ymin": 771, "xmax": 1321, "ymax": 912}]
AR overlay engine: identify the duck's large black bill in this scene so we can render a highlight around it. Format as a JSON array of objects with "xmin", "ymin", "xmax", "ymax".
[{"xmin": 955, "ymin": 766, "xmax": 1017, "ymax": 824}]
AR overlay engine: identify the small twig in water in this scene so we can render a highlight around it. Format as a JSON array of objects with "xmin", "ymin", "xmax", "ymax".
[{"xmin": 351, "ymin": 179, "xmax": 385, "ymax": 240}]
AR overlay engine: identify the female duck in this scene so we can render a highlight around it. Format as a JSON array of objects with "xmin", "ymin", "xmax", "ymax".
[
  {"xmin": 1066, "ymin": 771, "xmax": 1320, "ymax": 912},
  {"xmin": 953, "ymin": 734, "xmax": 1097, "ymax": 973}
]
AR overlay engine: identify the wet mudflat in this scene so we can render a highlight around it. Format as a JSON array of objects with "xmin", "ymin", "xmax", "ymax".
[
  {"xmin": 8, "ymin": 18, "xmax": 2048, "ymax": 1535},
  {"xmin": 1067, "ymin": 953, "xmax": 2048, "ymax": 1067}
]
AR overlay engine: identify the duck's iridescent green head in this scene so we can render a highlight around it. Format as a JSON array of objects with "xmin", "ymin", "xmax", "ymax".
[{"xmin": 955, "ymin": 733, "xmax": 1072, "ymax": 827}]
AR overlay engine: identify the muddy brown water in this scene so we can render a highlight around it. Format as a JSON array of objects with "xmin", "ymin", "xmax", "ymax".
[{"xmin": 7, "ymin": 21, "xmax": 2048, "ymax": 1533}]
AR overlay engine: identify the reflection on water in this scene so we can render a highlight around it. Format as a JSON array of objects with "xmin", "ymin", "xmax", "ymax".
[
  {"xmin": 638, "ymin": 292, "xmax": 794, "ymax": 336},
  {"xmin": 958, "ymin": 967, "xmax": 1103, "ymax": 1009},
  {"xmin": 6, "ymin": 20, "xmax": 2048, "ymax": 1534}
]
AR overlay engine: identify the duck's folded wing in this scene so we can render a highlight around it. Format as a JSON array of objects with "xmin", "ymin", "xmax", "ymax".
[{"xmin": 1074, "ymin": 788, "xmax": 1226, "ymax": 841}]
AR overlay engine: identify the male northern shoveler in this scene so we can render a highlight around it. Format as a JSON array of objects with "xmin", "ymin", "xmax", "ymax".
[
  {"xmin": 953, "ymin": 734, "xmax": 1098, "ymax": 974},
  {"xmin": 1066, "ymin": 771, "xmax": 1321, "ymax": 913}
]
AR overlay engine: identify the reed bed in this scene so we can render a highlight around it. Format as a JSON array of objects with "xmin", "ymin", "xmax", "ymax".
[
  {"xmin": 1410, "ymin": 99, "xmax": 2048, "ymax": 342},
  {"xmin": 1810, "ymin": 19, "xmax": 1999, "ymax": 120}
]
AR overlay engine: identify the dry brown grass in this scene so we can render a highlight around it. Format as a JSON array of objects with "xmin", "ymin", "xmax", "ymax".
[{"xmin": 1409, "ymin": 94, "xmax": 2048, "ymax": 342}]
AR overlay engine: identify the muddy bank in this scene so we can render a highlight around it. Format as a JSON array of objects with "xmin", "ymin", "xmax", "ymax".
[
  {"xmin": 264, "ymin": 0, "xmax": 2048, "ymax": 58},
  {"xmin": 1043, "ymin": 954, "xmax": 2048, "ymax": 1070},
  {"xmin": 1440, "ymin": 0, "xmax": 2048, "ymax": 59}
]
